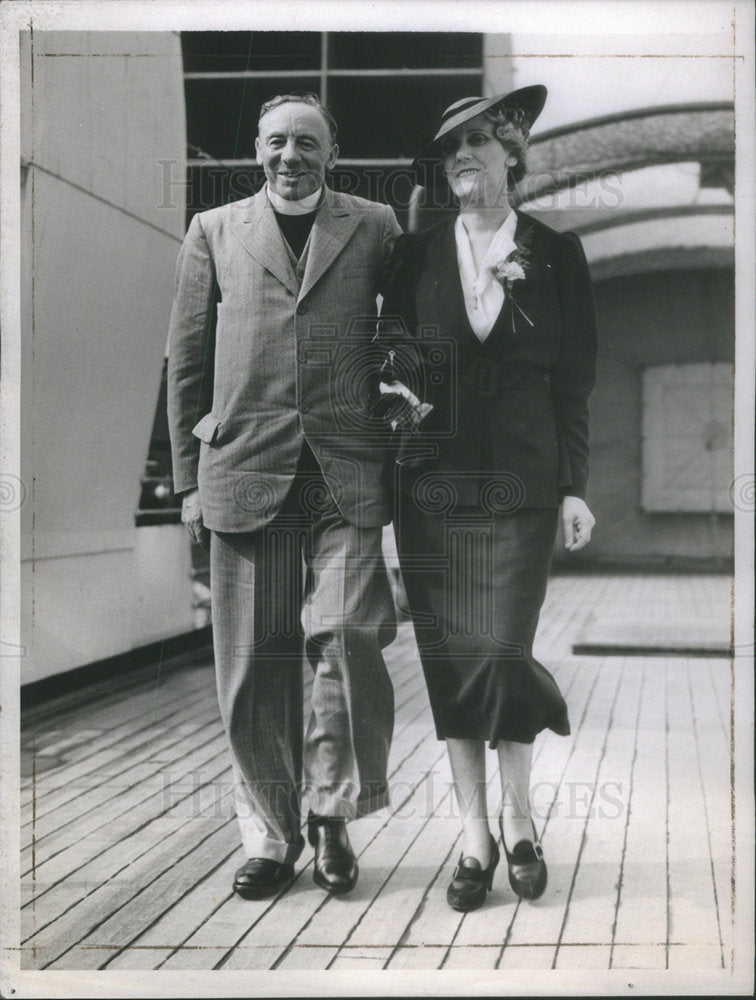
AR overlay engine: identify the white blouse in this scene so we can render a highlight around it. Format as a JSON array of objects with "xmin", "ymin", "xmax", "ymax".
[{"xmin": 454, "ymin": 211, "xmax": 518, "ymax": 342}]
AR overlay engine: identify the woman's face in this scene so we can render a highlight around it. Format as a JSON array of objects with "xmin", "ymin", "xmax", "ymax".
[{"xmin": 441, "ymin": 113, "xmax": 518, "ymax": 207}]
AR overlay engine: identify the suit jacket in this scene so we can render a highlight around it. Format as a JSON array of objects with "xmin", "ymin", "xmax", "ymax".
[
  {"xmin": 379, "ymin": 210, "xmax": 598, "ymax": 508},
  {"xmin": 167, "ymin": 187, "xmax": 402, "ymax": 532}
]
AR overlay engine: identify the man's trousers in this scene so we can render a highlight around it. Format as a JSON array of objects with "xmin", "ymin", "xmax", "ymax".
[{"xmin": 209, "ymin": 449, "xmax": 396, "ymax": 864}]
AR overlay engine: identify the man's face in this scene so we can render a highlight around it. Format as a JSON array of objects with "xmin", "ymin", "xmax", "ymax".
[{"xmin": 255, "ymin": 102, "xmax": 338, "ymax": 201}]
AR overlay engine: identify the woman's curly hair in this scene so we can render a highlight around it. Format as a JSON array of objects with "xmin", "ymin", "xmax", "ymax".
[{"xmin": 483, "ymin": 105, "xmax": 530, "ymax": 184}]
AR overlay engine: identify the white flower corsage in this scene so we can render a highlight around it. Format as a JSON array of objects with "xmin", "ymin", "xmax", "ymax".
[
  {"xmin": 490, "ymin": 237, "xmax": 534, "ymax": 330},
  {"xmin": 491, "ymin": 259, "xmax": 526, "ymax": 286}
]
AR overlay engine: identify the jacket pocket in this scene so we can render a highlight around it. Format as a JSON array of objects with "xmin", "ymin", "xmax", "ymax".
[{"xmin": 191, "ymin": 413, "xmax": 222, "ymax": 445}]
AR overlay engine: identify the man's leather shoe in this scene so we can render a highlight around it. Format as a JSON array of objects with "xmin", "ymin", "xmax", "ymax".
[
  {"xmin": 232, "ymin": 858, "xmax": 295, "ymax": 900},
  {"xmin": 308, "ymin": 815, "xmax": 359, "ymax": 895}
]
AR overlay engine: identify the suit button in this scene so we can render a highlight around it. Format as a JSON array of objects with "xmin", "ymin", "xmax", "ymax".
[
  {"xmin": 301, "ymin": 404, "xmax": 310, "ymax": 413},
  {"xmin": 297, "ymin": 303, "xmax": 307, "ymax": 315}
]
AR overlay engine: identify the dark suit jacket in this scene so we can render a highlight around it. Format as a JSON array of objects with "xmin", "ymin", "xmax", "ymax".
[
  {"xmin": 379, "ymin": 210, "xmax": 598, "ymax": 507},
  {"xmin": 167, "ymin": 187, "xmax": 401, "ymax": 532}
]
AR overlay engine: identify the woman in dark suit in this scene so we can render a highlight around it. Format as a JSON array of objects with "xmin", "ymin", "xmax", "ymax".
[{"xmin": 378, "ymin": 86, "xmax": 598, "ymax": 911}]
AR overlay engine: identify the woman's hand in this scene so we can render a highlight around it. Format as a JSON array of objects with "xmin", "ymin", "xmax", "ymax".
[
  {"xmin": 561, "ymin": 496, "xmax": 595, "ymax": 551},
  {"xmin": 377, "ymin": 380, "xmax": 433, "ymax": 433}
]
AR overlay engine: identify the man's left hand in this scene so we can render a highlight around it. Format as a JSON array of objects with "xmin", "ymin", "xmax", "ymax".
[
  {"xmin": 561, "ymin": 496, "xmax": 595, "ymax": 551},
  {"xmin": 181, "ymin": 489, "xmax": 210, "ymax": 550}
]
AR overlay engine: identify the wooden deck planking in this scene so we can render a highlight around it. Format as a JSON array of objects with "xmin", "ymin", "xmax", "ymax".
[
  {"xmin": 328, "ymin": 948, "xmax": 394, "ymax": 969},
  {"xmin": 555, "ymin": 659, "xmax": 645, "ymax": 954},
  {"xmin": 24, "ymin": 636, "xmax": 385, "ymax": 813},
  {"xmin": 667, "ymin": 944, "xmax": 727, "ymax": 970},
  {"xmin": 21, "ymin": 660, "xmax": 212, "ymax": 731},
  {"xmin": 18, "ymin": 574, "xmax": 736, "ymax": 974},
  {"xmin": 159, "ymin": 798, "xmax": 442, "ymax": 971},
  {"xmin": 22, "ymin": 814, "xmax": 233, "ymax": 970},
  {"xmin": 610, "ymin": 657, "xmax": 669, "ymax": 957},
  {"xmin": 342, "ymin": 810, "xmax": 462, "ymax": 952},
  {"xmin": 46, "ymin": 821, "xmax": 240, "ymax": 970},
  {"xmin": 442, "ymin": 945, "xmax": 501, "ymax": 969},
  {"xmin": 497, "ymin": 943, "xmax": 559, "ymax": 970},
  {"xmin": 21, "ymin": 682, "xmax": 211, "ymax": 801},
  {"xmin": 20, "ymin": 674, "xmax": 216, "ymax": 815},
  {"xmin": 128, "ymin": 661, "xmax": 439, "ymax": 971},
  {"xmin": 102, "ymin": 850, "xmax": 243, "ymax": 971},
  {"xmin": 20, "ymin": 667, "xmax": 200, "ymax": 759},
  {"xmin": 222, "ymin": 742, "xmax": 452, "ymax": 965},
  {"xmin": 381, "ymin": 833, "xmax": 466, "ymax": 960},
  {"xmin": 384, "ymin": 944, "xmax": 447, "ymax": 969},
  {"xmin": 665, "ymin": 660, "xmax": 726, "ymax": 969},
  {"xmin": 22, "ymin": 705, "xmax": 226, "ymax": 843},
  {"xmin": 704, "ymin": 657, "xmax": 731, "ymax": 744},
  {"xmin": 24, "ymin": 649, "xmax": 430, "ymax": 891},
  {"xmin": 21, "ymin": 765, "xmax": 236, "ymax": 964},
  {"xmin": 687, "ymin": 660, "xmax": 733, "ymax": 961},
  {"xmin": 21, "ymin": 729, "xmax": 230, "ymax": 883},
  {"xmin": 554, "ymin": 943, "xmax": 613, "ymax": 969},
  {"xmin": 22, "ymin": 744, "xmax": 233, "ymax": 894},
  {"xmin": 152, "ymin": 880, "xmax": 303, "ymax": 971},
  {"xmin": 274, "ymin": 946, "xmax": 341, "ymax": 970},
  {"xmin": 393, "ymin": 655, "xmax": 600, "ymax": 961},
  {"xmin": 502, "ymin": 657, "xmax": 621, "ymax": 954},
  {"xmin": 610, "ymin": 943, "xmax": 668, "ymax": 969},
  {"xmin": 31, "ymin": 673, "xmax": 432, "ymax": 972},
  {"xmin": 293, "ymin": 741, "xmax": 512, "ymax": 963},
  {"xmin": 443, "ymin": 658, "xmax": 602, "ymax": 955}
]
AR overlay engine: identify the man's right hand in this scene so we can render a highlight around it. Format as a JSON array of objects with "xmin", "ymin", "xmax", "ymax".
[{"xmin": 181, "ymin": 489, "xmax": 210, "ymax": 550}]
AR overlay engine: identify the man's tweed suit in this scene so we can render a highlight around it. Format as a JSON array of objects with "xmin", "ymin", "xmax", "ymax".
[{"xmin": 167, "ymin": 187, "xmax": 402, "ymax": 863}]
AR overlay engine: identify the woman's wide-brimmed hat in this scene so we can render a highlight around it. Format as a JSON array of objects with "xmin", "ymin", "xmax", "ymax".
[{"xmin": 412, "ymin": 84, "xmax": 547, "ymax": 187}]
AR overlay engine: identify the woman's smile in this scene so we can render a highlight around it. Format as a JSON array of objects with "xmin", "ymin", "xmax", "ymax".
[{"xmin": 442, "ymin": 115, "xmax": 516, "ymax": 206}]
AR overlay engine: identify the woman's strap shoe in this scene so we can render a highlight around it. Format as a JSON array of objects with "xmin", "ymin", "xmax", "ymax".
[
  {"xmin": 499, "ymin": 816, "xmax": 548, "ymax": 901},
  {"xmin": 446, "ymin": 833, "xmax": 500, "ymax": 912},
  {"xmin": 232, "ymin": 858, "xmax": 295, "ymax": 900}
]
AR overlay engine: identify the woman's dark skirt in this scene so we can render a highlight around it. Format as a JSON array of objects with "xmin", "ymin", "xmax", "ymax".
[{"xmin": 395, "ymin": 498, "xmax": 570, "ymax": 748}]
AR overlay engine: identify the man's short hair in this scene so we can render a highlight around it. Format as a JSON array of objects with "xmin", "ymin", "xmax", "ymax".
[{"xmin": 258, "ymin": 92, "xmax": 338, "ymax": 144}]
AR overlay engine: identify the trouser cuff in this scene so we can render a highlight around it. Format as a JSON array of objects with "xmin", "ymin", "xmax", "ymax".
[
  {"xmin": 309, "ymin": 782, "xmax": 390, "ymax": 821},
  {"xmin": 239, "ymin": 827, "xmax": 306, "ymax": 866}
]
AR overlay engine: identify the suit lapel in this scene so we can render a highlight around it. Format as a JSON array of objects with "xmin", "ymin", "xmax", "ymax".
[
  {"xmin": 428, "ymin": 217, "xmax": 513, "ymax": 352},
  {"xmin": 230, "ymin": 190, "xmax": 300, "ymax": 296},
  {"xmin": 483, "ymin": 210, "xmax": 541, "ymax": 345},
  {"xmin": 428, "ymin": 213, "xmax": 537, "ymax": 351},
  {"xmin": 508, "ymin": 209, "xmax": 541, "ymax": 325},
  {"xmin": 429, "ymin": 219, "xmax": 470, "ymax": 333},
  {"xmin": 298, "ymin": 189, "xmax": 360, "ymax": 302}
]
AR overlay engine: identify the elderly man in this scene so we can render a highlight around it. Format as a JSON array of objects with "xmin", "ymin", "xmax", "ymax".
[{"xmin": 167, "ymin": 93, "xmax": 401, "ymax": 900}]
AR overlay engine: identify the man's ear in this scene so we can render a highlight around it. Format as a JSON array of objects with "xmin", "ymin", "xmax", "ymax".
[
  {"xmin": 326, "ymin": 143, "xmax": 339, "ymax": 170},
  {"xmin": 254, "ymin": 136, "xmax": 262, "ymax": 164}
]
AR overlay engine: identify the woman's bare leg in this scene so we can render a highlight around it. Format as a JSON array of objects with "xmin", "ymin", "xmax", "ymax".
[
  {"xmin": 497, "ymin": 740, "xmax": 536, "ymax": 848},
  {"xmin": 446, "ymin": 737, "xmax": 493, "ymax": 866}
]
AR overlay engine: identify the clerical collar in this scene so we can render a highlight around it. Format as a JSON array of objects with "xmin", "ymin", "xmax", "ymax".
[{"xmin": 265, "ymin": 184, "xmax": 323, "ymax": 216}]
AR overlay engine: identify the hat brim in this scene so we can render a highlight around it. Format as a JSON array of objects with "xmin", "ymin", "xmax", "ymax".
[{"xmin": 411, "ymin": 84, "xmax": 547, "ymax": 186}]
